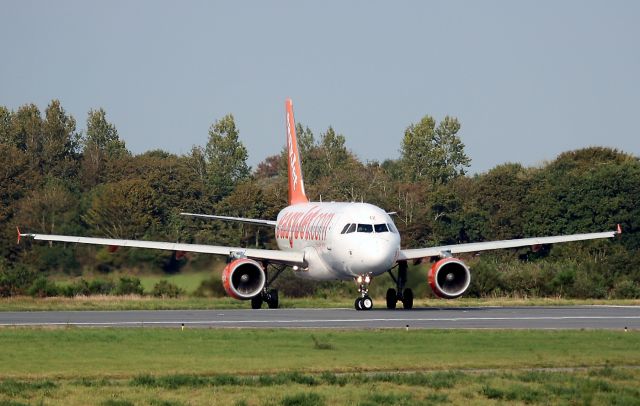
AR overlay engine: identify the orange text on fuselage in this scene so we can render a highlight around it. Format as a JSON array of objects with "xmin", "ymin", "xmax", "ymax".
[{"xmin": 276, "ymin": 206, "xmax": 335, "ymax": 244}]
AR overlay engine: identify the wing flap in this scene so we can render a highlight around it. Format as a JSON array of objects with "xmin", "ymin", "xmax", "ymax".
[
  {"xmin": 399, "ymin": 230, "xmax": 618, "ymax": 261},
  {"xmin": 22, "ymin": 233, "xmax": 304, "ymax": 265}
]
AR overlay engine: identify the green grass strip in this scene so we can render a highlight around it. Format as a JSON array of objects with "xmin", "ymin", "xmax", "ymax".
[{"xmin": 0, "ymin": 328, "xmax": 638, "ymax": 379}]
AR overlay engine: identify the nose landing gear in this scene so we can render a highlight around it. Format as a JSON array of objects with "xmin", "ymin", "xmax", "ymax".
[{"xmin": 354, "ymin": 274, "xmax": 373, "ymax": 311}]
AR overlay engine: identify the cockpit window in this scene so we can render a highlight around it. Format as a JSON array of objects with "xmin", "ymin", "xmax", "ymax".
[
  {"xmin": 357, "ymin": 224, "xmax": 373, "ymax": 233},
  {"xmin": 387, "ymin": 223, "xmax": 398, "ymax": 233},
  {"xmin": 340, "ymin": 224, "xmax": 351, "ymax": 234},
  {"xmin": 346, "ymin": 223, "xmax": 356, "ymax": 233},
  {"xmin": 374, "ymin": 223, "xmax": 389, "ymax": 233}
]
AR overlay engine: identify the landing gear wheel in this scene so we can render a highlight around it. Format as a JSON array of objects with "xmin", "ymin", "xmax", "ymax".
[
  {"xmin": 354, "ymin": 297, "xmax": 363, "ymax": 310},
  {"xmin": 386, "ymin": 288, "xmax": 397, "ymax": 310},
  {"xmin": 402, "ymin": 288, "xmax": 414, "ymax": 310},
  {"xmin": 361, "ymin": 296, "xmax": 373, "ymax": 310},
  {"xmin": 266, "ymin": 289, "xmax": 279, "ymax": 309},
  {"xmin": 251, "ymin": 295, "xmax": 263, "ymax": 309}
]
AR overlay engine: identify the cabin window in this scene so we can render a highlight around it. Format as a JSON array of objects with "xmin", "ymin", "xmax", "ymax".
[
  {"xmin": 374, "ymin": 223, "xmax": 389, "ymax": 233},
  {"xmin": 357, "ymin": 224, "xmax": 373, "ymax": 233},
  {"xmin": 346, "ymin": 223, "xmax": 356, "ymax": 233},
  {"xmin": 340, "ymin": 224, "xmax": 351, "ymax": 234}
]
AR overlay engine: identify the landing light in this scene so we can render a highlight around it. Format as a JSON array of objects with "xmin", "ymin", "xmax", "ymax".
[
  {"xmin": 356, "ymin": 275, "xmax": 363, "ymax": 284},
  {"xmin": 292, "ymin": 266, "xmax": 299, "ymax": 271},
  {"xmin": 364, "ymin": 275, "xmax": 371, "ymax": 284}
]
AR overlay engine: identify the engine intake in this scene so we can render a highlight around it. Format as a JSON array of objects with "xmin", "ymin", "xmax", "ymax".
[
  {"xmin": 428, "ymin": 257, "xmax": 471, "ymax": 299},
  {"xmin": 221, "ymin": 258, "xmax": 266, "ymax": 300}
]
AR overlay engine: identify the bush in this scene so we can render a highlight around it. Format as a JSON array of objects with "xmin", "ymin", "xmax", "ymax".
[
  {"xmin": 115, "ymin": 277, "xmax": 144, "ymax": 295},
  {"xmin": 193, "ymin": 274, "xmax": 226, "ymax": 298},
  {"xmin": 272, "ymin": 269, "xmax": 316, "ymax": 298},
  {"xmin": 27, "ymin": 276, "xmax": 61, "ymax": 297},
  {"xmin": 152, "ymin": 280, "xmax": 184, "ymax": 298},
  {"xmin": 89, "ymin": 279, "xmax": 115, "ymax": 295},
  {"xmin": 0, "ymin": 264, "xmax": 37, "ymax": 297},
  {"xmin": 611, "ymin": 279, "xmax": 640, "ymax": 299},
  {"xmin": 62, "ymin": 278, "xmax": 115, "ymax": 297},
  {"xmin": 62, "ymin": 279, "xmax": 91, "ymax": 297}
]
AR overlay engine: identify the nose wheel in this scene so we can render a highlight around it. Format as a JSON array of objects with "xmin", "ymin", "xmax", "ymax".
[
  {"xmin": 354, "ymin": 274, "xmax": 373, "ymax": 311},
  {"xmin": 355, "ymin": 296, "xmax": 373, "ymax": 311}
]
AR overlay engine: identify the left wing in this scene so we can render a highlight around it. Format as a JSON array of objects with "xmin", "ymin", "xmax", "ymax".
[
  {"xmin": 399, "ymin": 227, "xmax": 620, "ymax": 261},
  {"xmin": 180, "ymin": 212, "xmax": 277, "ymax": 227},
  {"xmin": 19, "ymin": 232, "xmax": 304, "ymax": 266}
]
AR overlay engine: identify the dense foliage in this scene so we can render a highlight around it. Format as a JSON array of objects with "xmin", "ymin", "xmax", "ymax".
[{"xmin": 0, "ymin": 100, "xmax": 638, "ymax": 298}]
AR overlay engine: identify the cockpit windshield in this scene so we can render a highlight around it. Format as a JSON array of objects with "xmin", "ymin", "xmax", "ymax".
[
  {"xmin": 374, "ymin": 223, "xmax": 389, "ymax": 233},
  {"xmin": 341, "ymin": 222, "xmax": 398, "ymax": 234}
]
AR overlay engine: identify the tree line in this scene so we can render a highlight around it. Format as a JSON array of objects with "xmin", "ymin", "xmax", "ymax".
[{"xmin": 0, "ymin": 100, "xmax": 638, "ymax": 298}]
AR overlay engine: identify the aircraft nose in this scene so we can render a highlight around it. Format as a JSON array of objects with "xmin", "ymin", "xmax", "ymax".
[{"xmin": 353, "ymin": 237, "xmax": 397, "ymax": 273}]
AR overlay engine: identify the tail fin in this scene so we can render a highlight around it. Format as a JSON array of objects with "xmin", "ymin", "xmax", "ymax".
[{"xmin": 285, "ymin": 99, "xmax": 309, "ymax": 205}]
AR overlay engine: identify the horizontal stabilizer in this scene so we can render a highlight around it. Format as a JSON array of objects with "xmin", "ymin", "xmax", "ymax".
[{"xmin": 180, "ymin": 212, "xmax": 277, "ymax": 227}]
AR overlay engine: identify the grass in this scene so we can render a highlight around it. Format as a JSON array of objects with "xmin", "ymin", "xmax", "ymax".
[
  {"xmin": 0, "ymin": 328, "xmax": 639, "ymax": 404},
  {"xmin": 136, "ymin": 272, "xmax": 210, "ymax": 293},
  {"xmin": 1, "ymin": 295, "xmax": 639, "ymax": 312},
  {"xmin": 50, "ymin": 270, "xmax": 212, "ymax": 295},
  {"xmin": 0, "ymin": 328, "xmax": 638, "ymax": 378},
  {"xmin": 1, "ymin": 366, "xmax": 640, "ymax": 405}
]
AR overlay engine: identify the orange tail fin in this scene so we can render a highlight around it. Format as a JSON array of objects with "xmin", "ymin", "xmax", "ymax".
[{"xmin": 285, "ymin": 99, "xmax": 309, "ymax": 205}]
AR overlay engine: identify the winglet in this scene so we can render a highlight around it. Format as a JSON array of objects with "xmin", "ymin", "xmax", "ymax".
[
  {"xmin": 285, "ymin": 99, "xmax": 309, "ymax": 205},
  {"xmin": 617, "ymin": 224, "xmax": 622, "ymax": 235},
  {"xmin": 16, "ymin": 227, "xmax": 21, "ymax": 244}
]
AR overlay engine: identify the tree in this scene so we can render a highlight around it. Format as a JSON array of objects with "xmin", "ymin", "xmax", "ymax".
[
  {"xmin": 85, "ymin": 108, "xmax": 126, "ymax": 157},
  {"xmin": 204, "ymin": 114, "xmax": 250, "ymax": 200},
  {"xmin": 295, "ymin": 123, "xmax": 315, "ymax": 158},
  {"xmin": 82, "ymin": 108, "xmax": 128, "ymax": 186},
  {"xmin": 11, "ymin": 104, "xmax": 42, "ymax": 167},
  {"xmin": 400, "ymin": 115, "xmax": 470, "ymax": 184},
  {"xmin": 0, "ymin": 107, "xmax": 11, "ymax": 145},
  {"xmin": 41, "ymin": 100, "xmax": 80, "ymax": 177},
  {"xmin": 320, "ymin": 126, "xmax": 349, "ymax": 172},
  {"xmin": 186, "ymin": 145, "xmax": 207, "ymax": 185}
]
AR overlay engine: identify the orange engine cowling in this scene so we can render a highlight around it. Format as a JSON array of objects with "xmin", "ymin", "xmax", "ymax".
[
  {"xmin": 221, "ymin": 258, "xmax": 266, "ymax": 300},
  {"xmin": 428, "ymin": 257, "xmax": 471, "ymax": 299}
]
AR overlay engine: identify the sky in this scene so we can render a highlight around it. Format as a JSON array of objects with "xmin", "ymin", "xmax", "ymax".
[{"xmin": 1, "ymin": 0, "xmax": 639, "ymax": 174}]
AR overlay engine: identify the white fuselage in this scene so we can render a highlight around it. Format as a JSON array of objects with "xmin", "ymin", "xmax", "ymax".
[{"xmin": 275, "ymin": 202, "xmax": 401, "ymax": 280}]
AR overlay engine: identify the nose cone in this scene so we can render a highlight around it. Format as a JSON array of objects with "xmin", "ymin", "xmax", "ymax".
[{"xmin": 351, "ymin": 236, "xmax": 398, "ymax": 274}]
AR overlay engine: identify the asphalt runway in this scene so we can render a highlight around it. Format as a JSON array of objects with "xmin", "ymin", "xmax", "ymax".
[{"xmin": 0, "ymin": 306, "xmax": 639, "ymax": 329}]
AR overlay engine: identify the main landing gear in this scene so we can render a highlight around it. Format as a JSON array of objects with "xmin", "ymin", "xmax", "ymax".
[
  {"xmin": 354, "ymin": 274, "xmax": 373, "ymax": 311},
  {"xmin": 251, "ymin": 264, "xmax": 285, "ymax": 309},
  {"xmin": 386, "ymin": 261, "xmax": 413, "ymax": 310},
  {"xmin": 251, "ymin": 288, "xmax": 279, "ymax": 309}
]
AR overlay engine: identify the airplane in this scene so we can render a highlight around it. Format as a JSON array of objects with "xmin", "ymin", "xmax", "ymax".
[{"xmin": 18, "ymin": 99, "xmax": 622, "ymax": 311}]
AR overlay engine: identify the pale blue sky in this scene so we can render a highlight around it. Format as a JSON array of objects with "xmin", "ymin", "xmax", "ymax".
[{"xmin": 2, "ymin": 1, "xmax": 638, "ymax": 173}]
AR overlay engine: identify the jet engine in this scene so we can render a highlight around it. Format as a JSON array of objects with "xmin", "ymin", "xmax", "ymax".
[
  {"xmin": 221, "ymin": 258, "xmax": 266, "ymax": 300},
  {"xmin": 428, "ymin": 257, "xmax": 471, "ymax": 299}
]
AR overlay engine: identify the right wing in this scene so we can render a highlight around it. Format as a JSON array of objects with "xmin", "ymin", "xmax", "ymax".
[
  {"xmin": 180, "ymin": 212, "xmax": 277, "ymax": 227},
  {"xmin": 19, "ymin": 232, "xmax": 304, "ymax": 266}
]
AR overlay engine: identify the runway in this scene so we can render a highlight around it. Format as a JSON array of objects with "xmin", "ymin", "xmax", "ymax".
[{"xmin": 1, "ymin": 306, "xmax": 639, "ymax": 329}]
